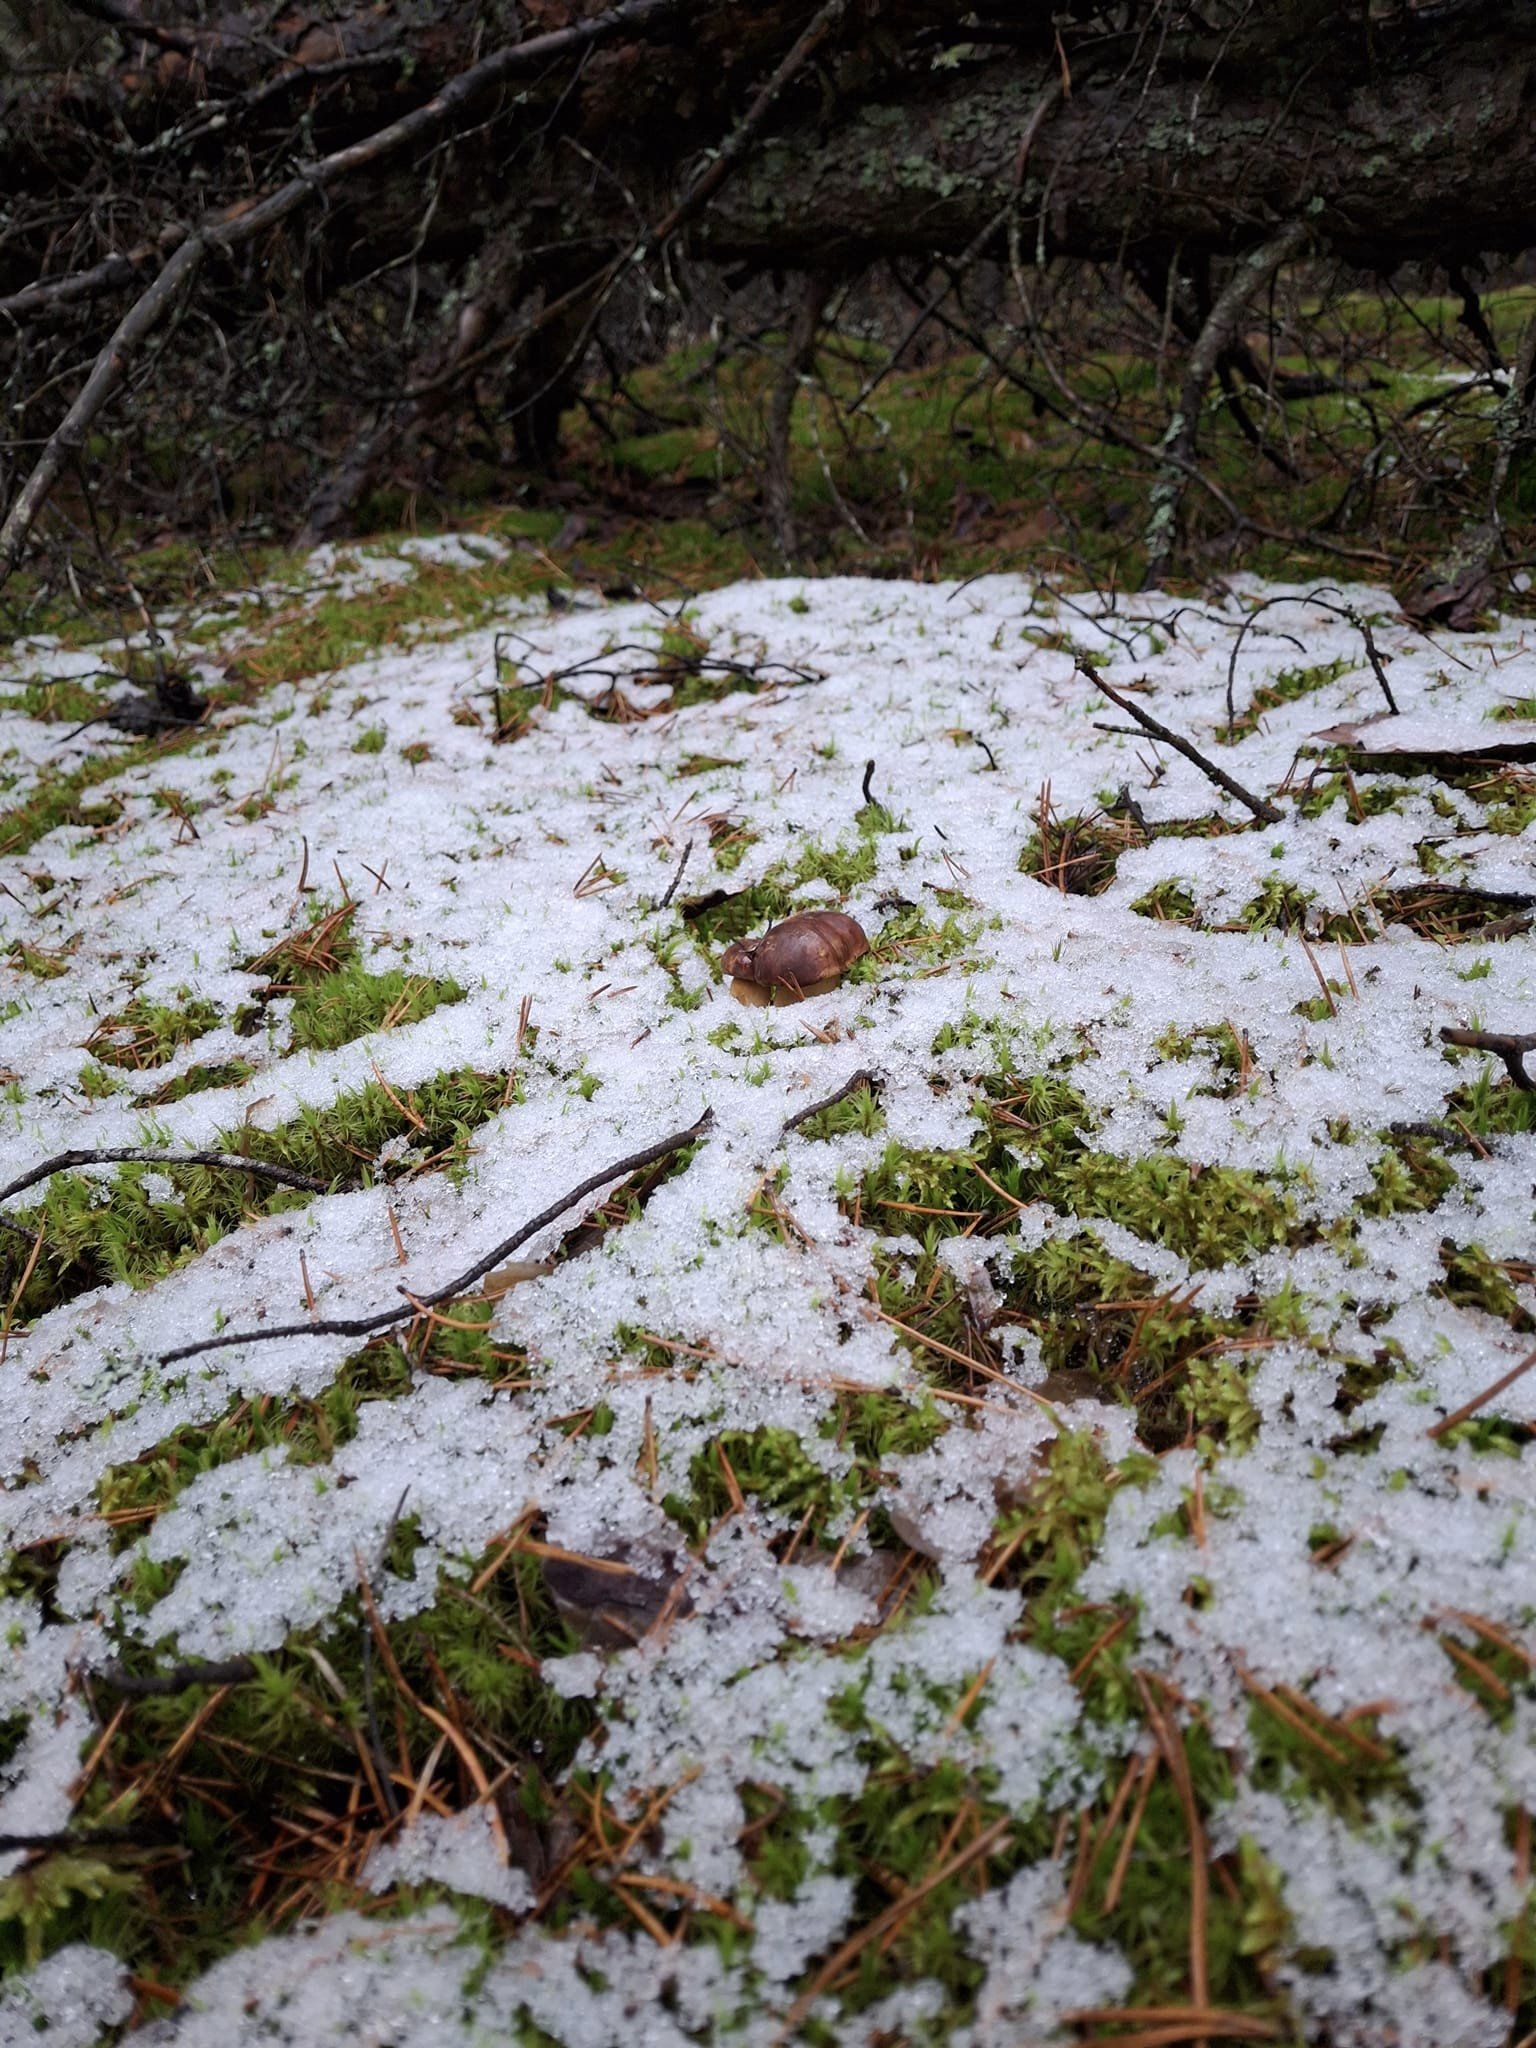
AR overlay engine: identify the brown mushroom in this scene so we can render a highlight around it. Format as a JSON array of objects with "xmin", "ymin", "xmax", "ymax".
[{"xmin": 721, "ymin": 910, "xmax": 869, "ymax": 1000}]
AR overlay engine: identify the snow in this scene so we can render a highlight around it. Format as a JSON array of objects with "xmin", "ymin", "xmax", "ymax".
[{"xmin": 2, "ymin": 554, "xmax": 1535, "ymax": 2040}]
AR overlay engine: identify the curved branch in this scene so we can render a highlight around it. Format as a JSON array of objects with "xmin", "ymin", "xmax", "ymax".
[
  {"xmin": 0, "ymin": 1147, "xmax": 331, "ymax": 1210},
  {"xmin": 157, "ymin": 1109, "xmax": 713, "ymax": 1364},
  {"xmin": 1142, "ymin": 221, "xmax": 1310, "ymax": 588},
  {"xmin": 0, "ymin": 0, "xmax": 699, "ymax": 588}
]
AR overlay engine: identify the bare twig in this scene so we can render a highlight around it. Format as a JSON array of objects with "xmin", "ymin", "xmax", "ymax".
[
  {"xmin": 0, "ymin": 0, "xmax": 700, "ymax": 585},
  {"xmin": 158, "ymin": 1110, "xmax": 713, "ymax": 1363},
  {"xmin": 0, "ymin": 1148, "xmax": 331, "ymax": 1211},
  {"xmin": 1440, "ymin": 1025, "xmax": 1536, "ymax": 1092},
  {"xmin": 1224, "ymin": 587, "xmax": 1398, "ymax": 733},
  {"xmin": 1428, "ymin": 1342, "xmax": 1536, "ymax": 1441},
  {"xmin": 658, "ymin": 838, "xmax": 694, "ymax": 911},
  {"xmin": 1075, "ymin": 658, "xmax": 1281, "ymax": 823},
  {"xmin": 1143, "ymin": 221, "xmax": 1309, "ymax": 587},
  {"xmin": 782, "ymin": 1068, "xmax": 878, "ymax": 1134},
  {"xmin": 95, "ymin": 1655, "xmax": 258, "ymax": 1695}
]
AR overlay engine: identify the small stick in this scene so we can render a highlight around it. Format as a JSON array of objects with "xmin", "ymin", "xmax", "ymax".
[
  {"xmin": 1075, "ymin": 658, "xmax": 1281, "ymax": 823},
  {"xmin": 861, "ymin": 758, "xmax": 877, "ymax": 807},
  {"xmin": 782, "ymin": 1068, "xmax": 878, "ymax": 1134},
  {"xmin": 0, "ymin": 1826, "xmax": 143, "ymax": 1852},
  {"xmin": 160, "ymin": 1110, "xmax": 713, "ymax": 1363},
  {"xmin": 1298, "ymin": 936, "xmax": 1337, "ymax": 1016},
  {"xmin": 1427, "ymin": 1342, "xmax": 1536, "ymax": 1441},
  {"xmin": 0, "ymin": 1148, "xmax": 330, "ymax": 1211},
  {"xmin": 95, "ymin": 1655, "xmax": 258, "ymax": 1695},
  {"xmin": 658, "ymin": 837, "xmax": 693, "ymax": 911},
  {"xmin": 1440, "ymin": 1025, "xmax": 1536, "ymax": 1092}
]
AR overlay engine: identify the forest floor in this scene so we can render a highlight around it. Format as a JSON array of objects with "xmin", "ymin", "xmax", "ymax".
[{"xmin": 2, "ymin": 529, "xmax": 1536, "ymax": 2046}]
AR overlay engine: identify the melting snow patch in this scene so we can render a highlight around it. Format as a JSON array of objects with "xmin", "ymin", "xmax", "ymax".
[{"xmin": 2, "ymin": 556, "xmax": 1535, "ymax": 2040}]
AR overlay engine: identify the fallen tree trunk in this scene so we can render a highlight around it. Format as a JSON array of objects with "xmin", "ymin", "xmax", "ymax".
[{"xmin": 1, "ymin": 0, "xmax": 1532, "ymax": 579}]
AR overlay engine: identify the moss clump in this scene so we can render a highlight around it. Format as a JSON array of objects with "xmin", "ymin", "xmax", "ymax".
[
  {"xmin": 1223, "ymin": 656, "xmax": 1351, "ymax": 742},
  {"xmin": 1435, "ymin": 1241, "xmax": 1535, "ymax": 1332},
  {"xmin": 1152, "ymin": 1021, "xmax": 1251, "ymax": 1096},
  {"xmin": 1236, "ymin": 878, "xmax": 1315, "ymax": 933},
  {"xmin": 47, "ymin": 1529, "xmax": 590, "ymax": 1992},
  {"xmin": 86, "ymin": 996, "xmax": 222, "ymax": 1071},
  {"xmin": 791, "ymin": 1080, "xmax": 885, "ymax": 1142},
  {"xmin": 286, "ymin": 965, "xmax": 465, "ymax": 1053},
  {"xmin": 0, "ymin": 1066, "xmax": 508, "ymax": 1326},
  {"xmin": 1132, "ymin": 878, "xmax": 1198, "ymax": 922},
  {"xmin": 664, "ymin": 1391, "xmax": 947, "ymax": 1550},
  {"xmin": 1055, "ymin": 1152, "xmax": 1299, "ymax": 1266},
  {"xmin": 1360, "ymin": 1132, "xmax": 1457, "ymax": 1217},
  {"xmin": 237, "ymin": 897, "xmax": 464, "ymax": 1052},
  {"xmin": 146, "ymin": 1059, "xmax": 256, "ymax": 1105}
]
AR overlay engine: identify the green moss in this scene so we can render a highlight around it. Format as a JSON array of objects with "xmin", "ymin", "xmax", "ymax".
[
  {"xmin": 0, "ymin": 754, "xmax": 141, "ymax": 859},
  {"xmin": 54, "ymin": 1530, "xmax": 590, "ymax": 1991},
  {"xmin": 285, "ymin": 966, "xmax": 465, "ymax": 1053},
  {"xmin": 1132, "ymin": 879, "xmax": 1198, "ymax": 923},
  {"xmin": 1445, "ymin": 1066, "xmax": 1536, "ymax": 1140},
  {"xmin": 1056, "ymin": 1152, "xmax": 1299, "ymax": 1267},
  {"xmin": 853, "ymin": 1076, "xmax": 1303, "ymax": 1448},
  {"xmin": 663, "ymin": 1390, "xmax": 946, "ymax": 1549},
  {"xmin": 791, "ymin": 1081, "xmax": 886, "ymax": 1141},
  {"xmin": 1435, "ymin": 1242, "xmax": 1535, "ymax": 1332},
  {"xmin": 98, "ymin": 1340, "xmax": 421, "ymax": 1548},
  {"xmin": 1361, "ymin": 1132, "xmax": 1457, "ymax": 1217},
  {"xmin": 87, "ymin": 996, "xmax": 222, "ymax": 1072},
  {"xmin": 1152, "ymin": 1022, "xmax": 1250, "ymax": 1096},
  {"xmin": 147, "ymin": 1059, "xmax": 257, "ymax": 1105},
  {"xmin": 0, "ymin": 1065, "xmax": 507, "ymax": 1326},
  {"xmin": 1237, "ymin": 878, "xmax": 1315, "ymax": 933},
  {"xmin": 1223, "ymin": 657, "xmax": 1351, "ymax": 742}
]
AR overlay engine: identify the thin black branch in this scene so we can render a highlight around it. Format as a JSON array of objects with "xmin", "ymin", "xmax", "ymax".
[
  {"xmin": 0, "ymin": 1148, "xmax": 331, "ymax": 1211},
  {"xmin": 0, "ymin": 0, "xmax": 701, "ymax": 585},
  {"xmin": 1224, "ymin": 587, "xmax": 1397, "ymax": 731},
  {"xmin": 782, "ymin": 1069, "xmax": 878, "ymax": 1134},
  {"xmin": 659, "ymin": 838, "xmax": 693, "ymax": 911},
  {"xmin": 158, "ymin": 1110, "xmax": 714, "ymax": 1363},
  {"xmin": 1075, "ymin": 657, "xmax": 1282, "ymax": 824},
  {"xmin": 95, "ymin": 1655, "xmax": 258, "ymax": 1695},
  {"xmin": 1440, "ymin": 1026, "xmax": 1536, "ymax": 1093}
]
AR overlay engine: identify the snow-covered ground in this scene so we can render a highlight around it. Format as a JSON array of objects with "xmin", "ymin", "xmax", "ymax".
[{"xmin": 2, "ymin": 553, "xmax": 1535, "ymax": 2045}]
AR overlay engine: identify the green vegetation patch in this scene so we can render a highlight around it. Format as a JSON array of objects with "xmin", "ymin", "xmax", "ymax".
[
  {"xmin": 236, "ymin": 896, "xmax": 464, "ymax": 1052},
  {"xmin": 98, "ymin": 1341, "xmax": 420, "ymax": 1553},
  {"xmin": 851, "ymin": 1073, "xmax": 1312, "ymax": 1450},
  {"xmin": 286, "ymin": 964, "xmax": 466, "ymax": 1053},
  {"xmin": 791, "ymin": 1080, "xmax": 886, "ymax": 1142},
  {"xmin": 663, "ymin": 1390, "xmax": 949, "ymax": 1550},
  {"xmin": 1361, "ymin": 1131, "xmax": 1458, "ymax": 1218},
  {"xmin": 27, "ymin": 1529, "xmax": 592, "ymax": 1993},
  {"xmin": 86, "ymin": 995, "xmax": 222, "ymax": 1071},
  {"xmin": 0, "ymin": 1065, "xmax": 508, "ymax": 1327},
  {"xmin": 1223, "ymin": 657, "xmax": 1351, "ymax": 742},
  {"xmin": 146, "ymin": 1059, "xmax": 257, "ymax": 1105}
]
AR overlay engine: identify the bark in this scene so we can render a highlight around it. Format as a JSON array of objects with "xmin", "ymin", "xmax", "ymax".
[
  {"xmin": 765, "ymin": 272, "xmax": 835, "ymax": 561},
  {"xmin": 700, "ymin": 25, "xmax": 1536, "ymax": 272},
  {"xmin": 2, "ymin": 0, "xmax": 1534, "ymax": 575},
  {"xmin": 1143, "ymin": 222, "xmax": 1310, "ymax": 588}
]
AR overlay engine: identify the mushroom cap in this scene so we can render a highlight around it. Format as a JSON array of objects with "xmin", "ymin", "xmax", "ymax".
[{"xmin": 720, "ymin": 910, "xmax": 869, "ymax": 991}]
